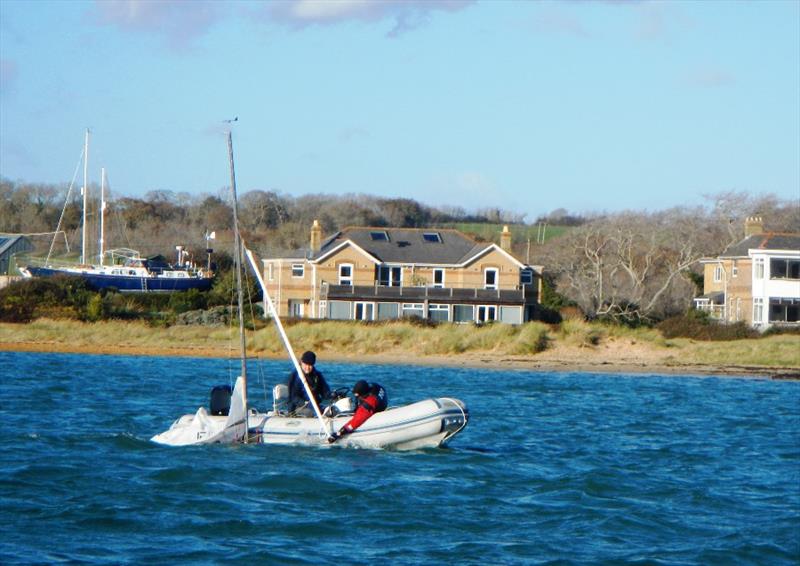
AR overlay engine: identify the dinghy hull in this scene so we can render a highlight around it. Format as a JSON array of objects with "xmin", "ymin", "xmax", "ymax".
[
  {"xmin": 151, "ymin": 377, "xmax": 260, "ymax": 446},
  {"xmin": 257, "ymin": 397, "xmax": 468, "ymax": 450}
]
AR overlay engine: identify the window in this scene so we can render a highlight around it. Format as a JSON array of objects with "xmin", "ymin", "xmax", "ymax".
[
  {"xmin": 753, "ymin": 298, "xmax": 764, "ymax": 324},
  {"xmin": 339, "ymin": 263, "xmax": 353, "ymax": 286},
  {"xmin": 754, "ymin": 258, "xmax": 765, "ymax": 280},
  {"xmin": 288, "ymin": 299, "xmax": 304, "ymax": 318},
  {"xmin": 422, "ymin": 232, "xmax": 442, "ymax": 243},
  {"xmin": 428, "ymin": 304, "xmax": 450, "ymax": 322},
  {"xmin": 292, "ymin": 263, "xmax": 304, "ymax": 278},
  {"xmin": 377, "ymin": 303, "xmax": 400, "ymax": 320},
  {"xmin": 713, "ymin": 265, "xmax": 723, "ymax": 283},
  {"xmin": 484, "ymin": 268, "xmax": 499, "ymax": 290},
  {"xmin": 453, "ymin": 304, "xmax": 474, "ymax": 323},
  {"xmin": 770, "ymin": 258, "xmax": 800, "ymax": 280},
  {"xmin": 520, "ymin": 269, "xmax": 533, "ymax": 286},
  {"xmin": 268, "ymin": 262, "xmax": 274, "ymax": 281},
  {"xmin": 354, "ymin": 302, "xmax": 375, "ymax": 321},
  {"xmin": 328, "ymin": 301, "xmax": 351, "ymax": 320},
  {"xmin": 477, "ymin": 305, "xmax": 497, "ymax": 322},
  {"xmin": 500, "ymin": 306, "xmax": 522, "ymax": 324},
  {"xmin": 433, "ymin": 268, "xmax": 445, "ymax": 288},
  {"xmin": 402, "ymin": 303, "xmax": 424, "ymax": 319},
  {"xmin": 370, "ymin": 231, "xmax": 389, "ymax": 241},
  {"xmin": 732, "ymin": 262, "xmax": 738, "ymax": 278},
  {"xmin": 377, "ymin": 265, "xmax": 402, "ymax": 287},
  {"xmin": 769, "ymin": 298, "xmax": 800, "ymax": 323}
]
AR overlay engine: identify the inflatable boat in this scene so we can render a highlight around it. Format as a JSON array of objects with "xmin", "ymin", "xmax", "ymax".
[{"xmin": 256, "ymin": 385, "xmax": 469, "ymax": 450}]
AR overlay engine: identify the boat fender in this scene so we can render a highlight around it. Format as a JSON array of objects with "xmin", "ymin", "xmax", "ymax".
[{"xmin": 210, "ymin": 385, "xmax": 232, "ymax": 416}]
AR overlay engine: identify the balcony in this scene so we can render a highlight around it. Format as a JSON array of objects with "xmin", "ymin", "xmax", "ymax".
[{"xmin": 321, "ymin": 283, "xmax": 536, "ymax": 305}]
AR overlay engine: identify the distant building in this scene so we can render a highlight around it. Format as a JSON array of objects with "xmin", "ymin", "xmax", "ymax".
[
  {"xmin": 695, "ymin": 217, "xmax": 800, "ymax": 329},
  {"xmin": 260, "ymin": 223, "xmax": 542, "ymax": 324},
  {"xmin": 0, "ymin": 235, "xmax": 34, "ymax": 276}
]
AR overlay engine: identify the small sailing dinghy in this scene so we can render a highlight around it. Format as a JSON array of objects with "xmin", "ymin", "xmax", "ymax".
[{"xmin": 152, "ymin": 129, "xmax": 469, "ymax": 450}]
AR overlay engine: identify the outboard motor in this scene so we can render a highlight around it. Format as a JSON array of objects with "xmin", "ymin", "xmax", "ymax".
[
  {"xmin": 272, "ymin": 384, "xmax": 289, "ymax": 414},
  {"xmin": 210, "ymin": 385, "xmax": 232, "ymax": 416}
]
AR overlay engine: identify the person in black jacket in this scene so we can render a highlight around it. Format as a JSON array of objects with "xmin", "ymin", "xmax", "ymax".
[{"xmin": 287, "ymin": 351, "xmax": 331, "ymax": 417}]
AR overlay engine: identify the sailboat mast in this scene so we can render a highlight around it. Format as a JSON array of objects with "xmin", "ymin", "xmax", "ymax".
[
  {"xmin": 81, "ymin": 129, "xmax": 89, "ymax": 265},
  {"xmin": 99, "ymin": 168, "xmax": 106, "ymax": 266},
  {"xmin": 227, "ymin": 130, "xmax": 249, "ymax": 443}
]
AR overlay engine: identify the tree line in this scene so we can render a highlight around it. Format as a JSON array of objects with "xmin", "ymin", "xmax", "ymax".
[
  {"xmin": 2, "ymin": 178, "xmax": 797, "ymax": 325},
  {"xmin": 0, "ymin": 179, "xmax": 533, "ymax": 261}
]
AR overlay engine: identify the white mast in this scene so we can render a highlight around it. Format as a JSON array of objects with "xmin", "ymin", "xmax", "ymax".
[
  {"xmin": 99, "ymin": 168, "xmax": 106, "ymax": 266},
  {"xmin": 227, "ymin": 129, "xmax": 249, "ymax": 443},
  {"xmin": 81, "ymin": 129, "xmax": 89, "ymax": 264}
]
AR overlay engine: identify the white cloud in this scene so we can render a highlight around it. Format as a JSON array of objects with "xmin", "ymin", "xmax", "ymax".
[
  {"xmin": 91, "ymin": 0, "xmax": 223, "ymax": 48},
  {"xmin": 265, "ymin": 0, "xmax": 475, "ymax": 37}
]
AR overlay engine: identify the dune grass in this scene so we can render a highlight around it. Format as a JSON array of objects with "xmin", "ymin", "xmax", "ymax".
[{"xmin": 1, "ymin": 318, "xmax": 798, "ymax": 370}]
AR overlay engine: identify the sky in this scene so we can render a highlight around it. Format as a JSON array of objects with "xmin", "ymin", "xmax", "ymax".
[{"xmin": 1, "ymin": 0, "xmax": 798, "ymax": 222}]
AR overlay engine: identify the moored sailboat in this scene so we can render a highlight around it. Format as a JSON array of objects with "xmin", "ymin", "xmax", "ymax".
[{"xmin": 18, "ymin": 129, "xmax": 214, "ymax": 293}]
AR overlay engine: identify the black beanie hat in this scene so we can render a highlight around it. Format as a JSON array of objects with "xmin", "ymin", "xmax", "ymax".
[
  {"xmin": 353, "ymin": 380, "xmax": 369, "ymax": 396},
  {"xmin": 301, "ymin": 351, "xmax": 316, "ymax": 365}
]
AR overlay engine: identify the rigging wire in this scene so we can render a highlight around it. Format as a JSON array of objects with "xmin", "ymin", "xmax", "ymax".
[{"xmin": 46, "ymin": 146, "xmax": 85, "ymax": 263}]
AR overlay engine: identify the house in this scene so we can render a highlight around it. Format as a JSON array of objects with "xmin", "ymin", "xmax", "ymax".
[
  {"xmin": 260, "ymin": 223, "xmax": 542, "ymax": 324},
  {"xmin": 694, "ymin": 217, "xmax": 800, "ymax": 329},
  {"xmin": 0, "ymin": 235, "xmax": 33, "ymax": 276},
  {"xmin": 0, "ymin": 235, "xmax": 34, "ymax": 289}
]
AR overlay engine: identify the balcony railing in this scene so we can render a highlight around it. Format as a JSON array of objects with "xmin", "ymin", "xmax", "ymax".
[{"xmin": 321, "ymin": 283, "xmax": 536, "ymax": 305}]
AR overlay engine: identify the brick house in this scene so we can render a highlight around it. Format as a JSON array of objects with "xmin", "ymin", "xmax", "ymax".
[
  {"xmin": 695, "ymin": 217, "xmax": 800, "ymax": 328},
  {"xmin": 260, "ymin": 223, "xmax": 542, "ymax": 324}
]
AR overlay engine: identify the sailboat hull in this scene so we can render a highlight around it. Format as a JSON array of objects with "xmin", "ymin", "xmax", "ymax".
[
  {"xmin": 257, "ymin": 397, "xmax": 469, "ymax": 450},
  {"xmin": 21, "ymin": 265, "xmax": 213, "ymax": 293},
  {"xmin": 151, "ymin": 377, "xmax": 258, "ymax": 446}
]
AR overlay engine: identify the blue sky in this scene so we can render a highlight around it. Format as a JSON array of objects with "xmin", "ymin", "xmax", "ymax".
[{"xmin": 1, "ymin": 0, "xmax": 798, "ymax": 221}]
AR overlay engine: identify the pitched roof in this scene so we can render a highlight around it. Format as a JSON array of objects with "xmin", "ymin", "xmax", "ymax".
[
  {"xmin": 0, "ymin": 236, "xmax": 28, "ymax": 257},
  {"xmin": 720, "ymin": 233, "xmax": 800, "ymax": 257},
  {"xmin": 312, "ymin": 227, "xmax": 494, "ymax": 265}
]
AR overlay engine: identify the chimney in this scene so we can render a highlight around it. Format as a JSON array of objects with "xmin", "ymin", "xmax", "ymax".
[
  {"xmin": 745, "ymin": 216, "xmax": 764, "ymax": 237},
  {"xmin": 310, "ymin": 219, "xmax": 322, "ymax": 253},
  {"xmin": 500, "ymin": 225, "xmax": 512, "ymax": 252}
]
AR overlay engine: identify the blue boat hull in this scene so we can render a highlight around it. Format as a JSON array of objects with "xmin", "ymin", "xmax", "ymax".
[{"xmin": 23, "ymin": 266, "xmax": 214, "ymax": 293}]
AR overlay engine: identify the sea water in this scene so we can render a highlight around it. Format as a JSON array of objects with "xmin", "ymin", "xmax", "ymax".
[{"xmin": 0, "ymin": 351, "xmax": 798, "ymax": 565}]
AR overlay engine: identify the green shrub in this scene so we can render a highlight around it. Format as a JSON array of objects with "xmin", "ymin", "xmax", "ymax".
[
  {"xmin": 657, "ymin": 313, "xmax": 758, "ymax": 341},
  {"xmin": 84, "ymin": 294, "xmax": 107, "ymax": 322}
]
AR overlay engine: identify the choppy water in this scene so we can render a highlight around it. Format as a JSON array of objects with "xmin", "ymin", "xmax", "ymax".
[{"xmin": 0, "ymin": 351, "xmax": 798, "ymax": 565}]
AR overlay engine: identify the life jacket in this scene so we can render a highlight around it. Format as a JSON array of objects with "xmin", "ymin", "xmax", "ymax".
[{"xmin": 357, "ymin": 383, "xmax": 387, "ymax": 413}]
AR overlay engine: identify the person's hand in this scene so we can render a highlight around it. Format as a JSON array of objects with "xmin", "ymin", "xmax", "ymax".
[{"xmin": 327, "ymin": 433, "xmax": 339, "ymax": 444}]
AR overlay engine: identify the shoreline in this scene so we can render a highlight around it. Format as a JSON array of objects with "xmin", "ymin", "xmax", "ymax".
[{"xmin": 3, "ymin": 340, "xmax": 798, "ymax": 380}]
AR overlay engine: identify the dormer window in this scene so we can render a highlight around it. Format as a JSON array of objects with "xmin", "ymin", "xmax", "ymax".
[
  {"xmin": 370, "ymin": 231, "xmax": 389, "ymax": 241},
  {"xmin": 422, "ymin": 232, "xmax": 442, "ymax": 243}
]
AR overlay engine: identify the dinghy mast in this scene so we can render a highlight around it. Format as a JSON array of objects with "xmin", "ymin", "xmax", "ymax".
[{"xmin": 227, "ymin": 129, "xmax": 249, "ymax": 443}]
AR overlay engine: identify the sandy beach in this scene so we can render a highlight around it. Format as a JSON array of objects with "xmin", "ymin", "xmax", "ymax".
[{"xmin": 3, "ymin": 336, "xmax": 798, "ymax": 380}]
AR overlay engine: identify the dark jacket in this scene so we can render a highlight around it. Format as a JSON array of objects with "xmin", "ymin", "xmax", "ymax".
[{"xmin": 287, "ymin": 368, "xmax": 330, "ymax": 412}]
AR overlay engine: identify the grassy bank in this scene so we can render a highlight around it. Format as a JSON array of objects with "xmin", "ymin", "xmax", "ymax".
[{"xmin": 1, "ymin": 319, "xmax": 798, "ymax": 375}]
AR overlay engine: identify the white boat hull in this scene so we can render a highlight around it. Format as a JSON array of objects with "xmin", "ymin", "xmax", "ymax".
[{"xmin": 257, "ymin": 397, "xmax": 469, "ymax": 450}]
